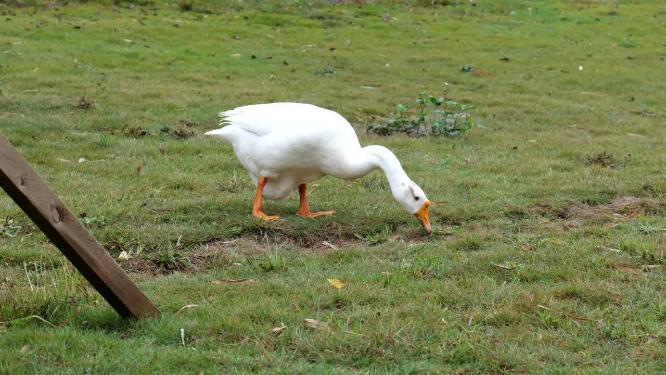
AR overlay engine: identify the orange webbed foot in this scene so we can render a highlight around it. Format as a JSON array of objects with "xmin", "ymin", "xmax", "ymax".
[
  {"xmin": 296, "ymin": 210, "xmax": 336, "ymax": 219},
  {"xmin": 253, "ymin": 211, "xmax": 281, "ymax": 222}
]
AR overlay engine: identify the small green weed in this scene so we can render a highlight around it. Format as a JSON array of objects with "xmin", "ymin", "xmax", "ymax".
[
  {"xmin": 79, "ymin": 214, "xmax": 107, "ymax": 228},
  {"xmin": 367, "ymin": 83, "xmax": 476, "ymax": 137},
  {"xmin": 153, "ymin": 245, "xmax": 189, "ymax": 272},
  {"xmin": 255, "ymin": 249, "xmax": 287, "ymax": 273}
]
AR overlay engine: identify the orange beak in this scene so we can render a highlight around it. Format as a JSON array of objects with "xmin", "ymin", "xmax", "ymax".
[{"xmin": 414, "ymin": 200, "xmax": 432, "ymax": 234}]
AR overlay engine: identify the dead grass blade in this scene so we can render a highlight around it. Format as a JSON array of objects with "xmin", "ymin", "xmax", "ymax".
[
  {"xmin": 303, "ymin": 318, "xmax": 329, "ymax": 331},
  {"xmin": 6, "ymin": 315, "xmax": 57, "ymax": 328},
  {"xmin": 343, "ymin": 330, "xmax": 366, "ymax": 337},
  {"xmin": 322, "ymin": 241, "xmax": 338, "ymax": 250},
  {"xmin": 211, "ymin": 278, "xmax": 255, "ymax": 285},
  {"xmin": 492, "ymin": 263, "xmax": 515, "ymax": 270},
  {"xmin": 175, "ymin": 304, "xmax": 199, "ymax": 314},
  {"xmin": 537, "ymin": 304, "xmax": 602, "ymax": 324}
]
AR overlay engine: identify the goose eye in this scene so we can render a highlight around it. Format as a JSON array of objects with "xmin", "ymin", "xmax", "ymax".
[{"xmin": 414, "ymin": 196, "xmax": 420, "ymax": 201}]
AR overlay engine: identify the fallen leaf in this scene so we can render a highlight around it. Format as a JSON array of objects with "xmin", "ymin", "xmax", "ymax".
[
  {"xmin": 117, "ymin": 251, "xmax": 130, "ymax": 261},
  {"xmin": 78, "ymin": 157, "xmax": 88, "ymax": 163},
  {"xmin": 327, "ymin": 278, "xmax": 347, "ymax": 290},
  {"xmin": 271, "ymin": 323, "xmax": 287, "ymax": 335},
  {"xmin": 211, "ymin": 278, "xmax": 255, "ymax": 285},
  {"xmin": 303, "ymin": 318, "xmax": 329, "ymax": 331},
  {"xmin": 596, "ymin": 245, "xmax": 620, "ymax": 253}
]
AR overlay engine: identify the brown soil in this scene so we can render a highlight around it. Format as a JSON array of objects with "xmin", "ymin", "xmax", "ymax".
[{"xmin": 566, "ymin": 196, "xmax": 655, "ymax": 220}]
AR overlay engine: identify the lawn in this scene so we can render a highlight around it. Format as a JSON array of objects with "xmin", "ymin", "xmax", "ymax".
[{"xmin": 1, "ymin": 0, "xmax": 665, "ymax": 373}]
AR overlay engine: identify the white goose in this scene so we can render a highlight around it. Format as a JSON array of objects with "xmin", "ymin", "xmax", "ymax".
[{"xmin": 206, "ymin": 103, "xmax": 432, "ymax": 233}]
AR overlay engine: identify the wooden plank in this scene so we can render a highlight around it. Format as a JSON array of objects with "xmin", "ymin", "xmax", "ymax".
[{"xmin": 0, "ymin": 134, "xmax": 159, "ymax": 319}]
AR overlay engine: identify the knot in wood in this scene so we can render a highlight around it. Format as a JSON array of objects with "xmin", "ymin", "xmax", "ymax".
[{"xmin": 51, "ymin": 204, "xmax": 64, "ymax": 223}]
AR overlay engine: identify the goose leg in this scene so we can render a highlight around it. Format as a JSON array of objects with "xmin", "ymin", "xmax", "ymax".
[
  {"xmin": 296, "ymin": 184, "xmax": 335, "ymax": 218},
  {"xmin": 253, "ymin": 176, "xmax": 280, "ymax": 221}
]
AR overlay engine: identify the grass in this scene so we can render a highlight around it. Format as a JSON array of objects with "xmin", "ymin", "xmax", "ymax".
[{"xmin": 1, "ymin": 0, "xmax": 665, "ymax": 373}]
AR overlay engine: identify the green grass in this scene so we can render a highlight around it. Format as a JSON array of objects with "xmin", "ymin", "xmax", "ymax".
[{"xmin": 1, "ymin": 0, "xmax": 665, "ymax": 373}]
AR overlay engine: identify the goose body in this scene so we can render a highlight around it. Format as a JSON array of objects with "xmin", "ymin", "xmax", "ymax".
[{"xmin": 206, "ymin": 102, "xmax": 432, "ymax": 232}]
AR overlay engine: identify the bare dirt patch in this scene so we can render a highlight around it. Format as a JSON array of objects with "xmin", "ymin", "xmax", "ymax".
[
  {"xmin": 114, "ymin": 230, "xmax": 435, "ymax": 276},
  {"xmin": 119, "ymin": 248, "xmax": 214, "ymax": 276},
  {"xmin": 203, "ymin": 237, "xmax": 361, "ymax": 256},
  {"xmin": 566, "ymin": 196, "xmax": 657, "ymax": 220},
  {"xmin": 531, "ymin": 196, "xmax": 665, "ymax": 222},
  {"xmin": 120, "ymin": 256, "xmax": 159, "ymax": 275},
  {"xmin": 528, "ymin": 196, "xmax": 666, "ymax": 232}
]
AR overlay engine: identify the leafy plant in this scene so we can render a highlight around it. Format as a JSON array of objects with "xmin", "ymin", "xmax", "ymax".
[
  {"xmin": 0, "ymin": 217, "xmax": 22, "ymax": 238},
  {"xmin": 367, "ymin": 83, "xmax": 476, "ymax": 137}
]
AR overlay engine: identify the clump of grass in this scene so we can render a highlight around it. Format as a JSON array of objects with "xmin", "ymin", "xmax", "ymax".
[
  {"xmin": 367, "ymin": 83, "xmax": 476, "ymax": 137},
  {"xmin": 121, "ymin": 125, "xmax": 148, "ymax": 138},
  {"xmin": 584, "ymin": 151, "xmax": 630, "ymax": 168},
  {"xmin": 159, "ymin": 120, "xmax": 197, "ymax": 139},
  {"xmin": 153, "ymin": 245, "xmax": 189, "ymax": 272},
  {"xmin": 452, "ymin": 236, "xmax": 483, "ymax": 252},
  {"xmin": 177, "ymin": 0, "xmax": 194, "ymax": 11},
  {"xmin": 76, "ymin": 96, "xmax": 94, "ymax": 110},
  {"xmin": 0, "ymin": 258, "xmax": 93, "ymax": 323}
]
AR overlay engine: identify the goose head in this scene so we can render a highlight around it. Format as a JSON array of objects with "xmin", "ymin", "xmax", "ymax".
[{"xmin": 393, "ymin": 181, "xmax": 432, "ymax": 234}]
